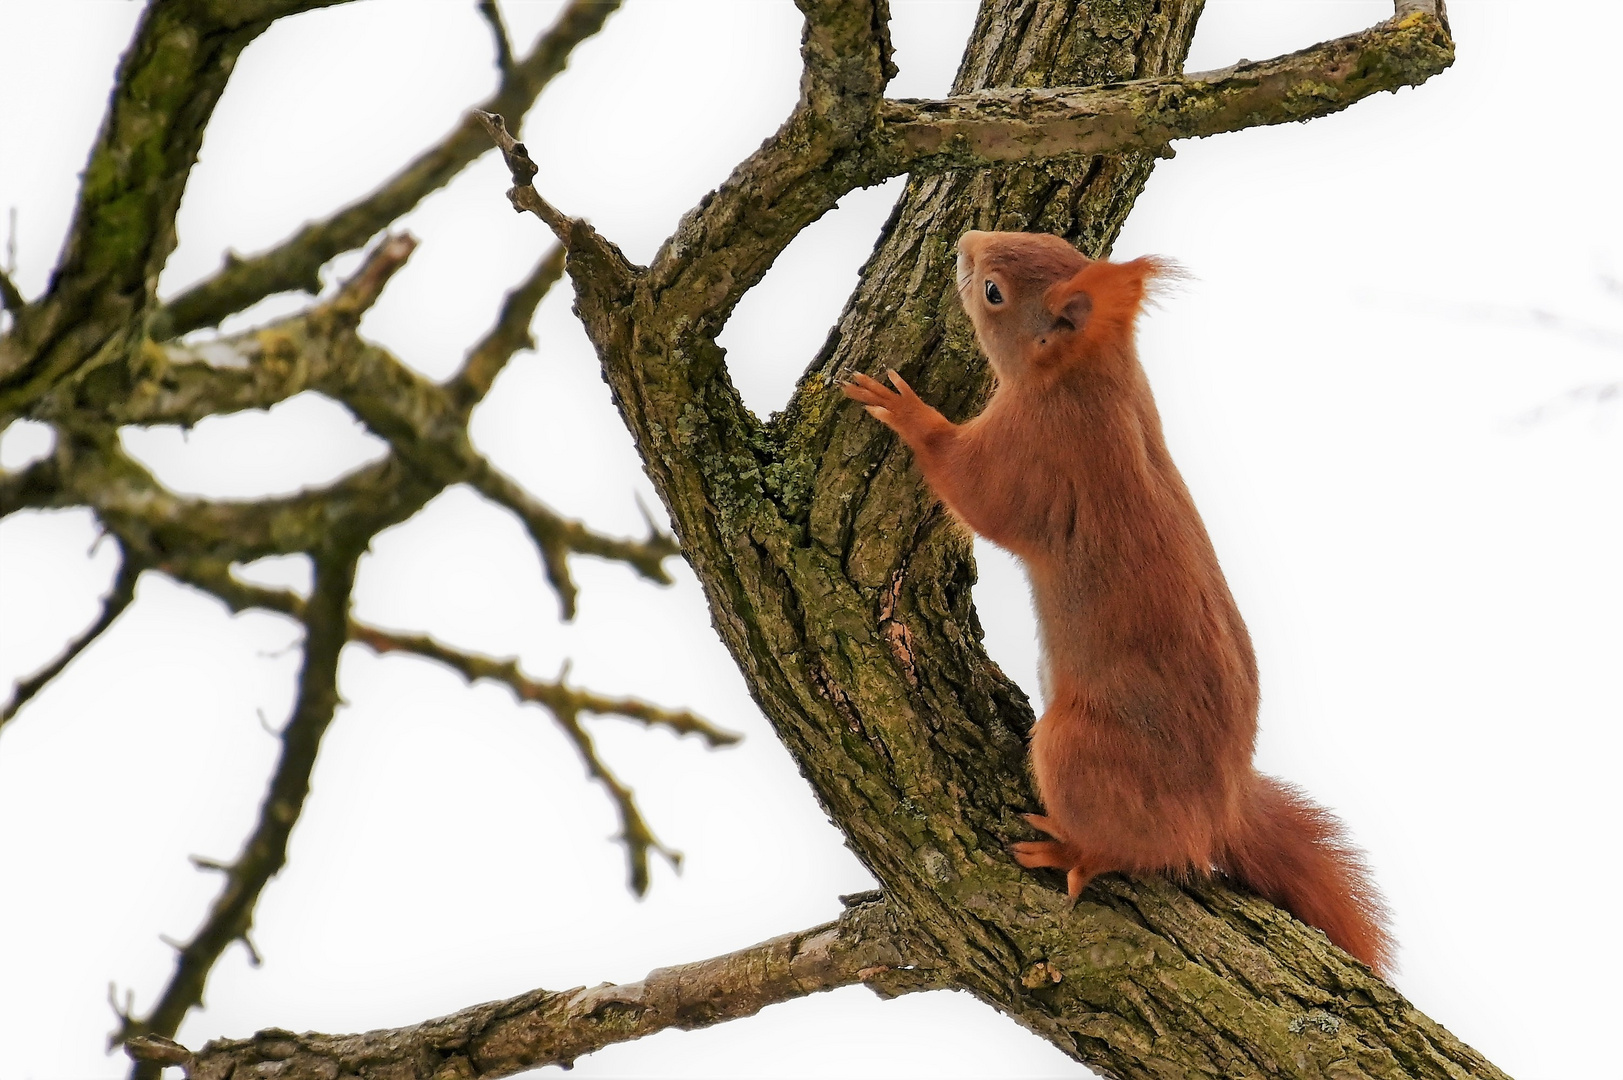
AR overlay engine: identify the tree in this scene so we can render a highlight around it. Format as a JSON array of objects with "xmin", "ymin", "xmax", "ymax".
[{"xmin": 3, "ymin": 1, "xmax": 1606, "ymax": 1077}]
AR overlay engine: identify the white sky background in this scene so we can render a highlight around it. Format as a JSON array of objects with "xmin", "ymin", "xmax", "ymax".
[{"xmin": 1, "ymin": 1, "xmax": 1620, "ymax": 1078}]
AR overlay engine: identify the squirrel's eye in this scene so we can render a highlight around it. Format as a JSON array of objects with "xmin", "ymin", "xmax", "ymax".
[{"xmin": 984, "ymin": 279, "xmax": 1004, "ymax": 305}]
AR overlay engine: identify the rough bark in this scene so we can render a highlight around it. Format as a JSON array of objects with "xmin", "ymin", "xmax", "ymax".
[
  {"xmin": 505, "ymin": 1, "xmax": 1490, "ymax": 1077},
  {"xmin": 132, "ymin": 897, "xmax": 942, "ymax": 1080},
  {"xmin": 3, "ymin": 0, "xmax": 1507, "ymax": 1077}
]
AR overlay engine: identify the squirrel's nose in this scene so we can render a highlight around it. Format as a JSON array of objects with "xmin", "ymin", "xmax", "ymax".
[{"xmin": 956, "ymin": 230, "xmax": 985, "ymax": 284}]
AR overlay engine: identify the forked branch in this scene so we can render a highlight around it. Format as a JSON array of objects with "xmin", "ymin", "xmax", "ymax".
[
  {"xmin": 157, "ymin": 0, "xmax": 622, "ymax": 337},
  {"xmin": 349, "ymin": 624, "xmax": 737, "ymax": 893},
  {"xmin": 149, "ymin": 555, "xmax": 731, "ymax": 903},
  {"xmin": 0, "ymin": 0, "xmax": 357, "ymax": 414},
  {"xmin": 119, "ymin": 551, "xmax": 361, "ymax": 1076}
]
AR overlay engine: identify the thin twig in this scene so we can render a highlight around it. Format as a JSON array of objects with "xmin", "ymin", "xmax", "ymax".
[
  {"xmin": 553, "ymin": 698, "xmax": 678, "ymax": 895},
  {"xmin": 158, "ymin": 554, "xmax": 729, "ymax": 899},
  {"xmin": 0, "ymin": 539, "xmax": 142, "ymax": 731},
  {"xmin": 468, "ymin": 460, "xmax": 679, "ymax": 619},
  {"xmin": 349, "ymin": 624, "xmax": 738, "ymax": 895},
  {"xmin": 118, "ymin": 551, "xmax": 361, "ymax": 1075},
  {"xmin": 447, "ymin": 243, "xmax": 566, "ymax": 408},
  {"xmin": 474, "ymin": 111, "xmax": 575, "ymax": 243},
  {"xmin": 323, "ymin": 232, "xmax": 419, "ymax": 318},
  {"xmin": 477, "ymin": 0, "xmax": 516, "ymax": 77},
  {"xmin": 348, "ymin": 625, "xmax": 735, "ymax": 744}
]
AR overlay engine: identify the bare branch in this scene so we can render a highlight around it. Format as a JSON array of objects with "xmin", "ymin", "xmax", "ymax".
[
  {"xmin": 194, "ymin": 0, "xmax": 362, "ymax": 21},
  {"xmin": 117, "ymin": 550, "xmax": 361, "ymax": 1070},
  {"xmin": 473, "ymin": 111, "xmax": 580, "ymax": 246},
  {"xmin": 617, "ymin": 0, "xmax": 1452, "ymax": 349},
  {"xmin": 1, "ymin": 539, "xmax": 143, "ymax": 732},
  {"xmin": 0, "ymin": 0, "xmax": 358, "ymax": 415},
  {"xmin": 153, "ymin": 554, "xmax": 721, "ymax": 899},
  {"xmin": 59, "ymin": 436, "xmax": 413, "ymax": 565},
  {"xmin": 469, "ymin": 460, "xmax": 679, "ymax": 620},
  {"xmin": 349, "ymin": 625, "xmax": 736, "ymax": 745},
  {"xmin": 349, "ymin": 624, "xmax": 738, "ymax": 894},
  {"xmin": 878, "ymin": 4, "xmax": 1454, "ymax": 173},
  {"xmin": 558, "ymin": 698, "xmax": 676, "ymax": 895},
  {"xmin": 477, "ymin": 0, "xmax": 517, "ymax": 77},
  {"xmin": 446, "ymin": 243, "xmax": 566, "ymax": 408},
  {"xmin": 39, "ymin": 298, "xmax": 676, "ymax": 616},
  {"xmin": 157, "ymin": 0, "xmax": 622, "ymax": 337},
  {"xmin": 138, "ymin": 898, "xmax": 940, "ymax": 1080},
  {"xmin": 157, "ymin": 560, "xmax": 712, "ymax": 745},
  {"xmin": 324, "ymin": 232, "xmax": 419, "ymax": 317},
  {"xmin": 123, "ymin": 1034, "xmax": 191, "ymax": 1072}
]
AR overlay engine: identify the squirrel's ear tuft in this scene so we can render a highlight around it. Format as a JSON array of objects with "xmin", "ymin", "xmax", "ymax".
[{"xmin": 1046, "ymin": 255, "xmax": 1182, "ymax": 351}]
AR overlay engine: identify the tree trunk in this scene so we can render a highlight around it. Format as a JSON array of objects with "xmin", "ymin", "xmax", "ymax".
[{"xmin": 562, "ymin": 1, "xmax": 1500, "ymax": 1076}]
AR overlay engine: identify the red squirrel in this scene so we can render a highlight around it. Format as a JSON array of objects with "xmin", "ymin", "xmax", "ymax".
[{"xmin": 843, "ymin": 230, "xmax": 1393, "ymax": 975}]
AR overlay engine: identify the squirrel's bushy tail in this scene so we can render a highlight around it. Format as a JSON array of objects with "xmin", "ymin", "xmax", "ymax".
[{"xmin": 1221, "ymin": 774, "xmax": 1394, "ymax": 975}]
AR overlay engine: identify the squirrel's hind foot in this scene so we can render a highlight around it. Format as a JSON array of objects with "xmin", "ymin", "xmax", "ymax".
[{"xmin": 1012, "ymin": 815, "xmax": 1098, "ymax": 899}]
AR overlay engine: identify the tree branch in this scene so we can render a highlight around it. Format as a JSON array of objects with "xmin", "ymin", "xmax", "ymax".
[
  {"xmin": 0, "ymin": 0, "xmax": 357, "ymax": 414},
  {"xmin": 468, "ymin": 459, "xmax": 678, "ymax": 619},
  {"xmin": 473, "ymin": 111, "xmax": 622, "ymax": 268},
  {"xmin": 476, "ymin": 0, "xmax": 516, "ymax": 78},
  {"xmin": 625, "ymin": 0, "xmax": 1451, "ymax": 347},
  {"xmin": 446, "ymin": 243, "xmax": 565, "ymax": 407},
  {"xmin": 35, "ymin": 238, "xmax": 675, "ymax": 614},
  {"xmin": 0, "ymin": 538, "xmax": 143, "ymax": 731},
  {"xmin": 879, "ymin": 2, "xmax": 1454, "ymax": 173},
  {"xmin": 156, "ymin": 0, "xmax": 621, "ymax": 338},
  {"xmin": 130, "ymin": 897, "xmax": 943, "ymax": 1080},
  {"xmin": 164, "ymin": 555, "xmax": 306, "ymax": 618},
  {"xmin": 349, "ymin": 624, "xmax": 737, "ymax": 894},
  {"xmin": 348, "ymin": 625, "xmax": 736, "ymax": 747},
  {"xmin": 147, "ymin": 554, "xmax": 729, "ymax": 900},
  {"xmin": 57, "ymin": 435, "xmax": 415, "ymax": 565},
  {"xmin": 117, "ymin": 549, "xmax": 362, "ymax": 1075}
]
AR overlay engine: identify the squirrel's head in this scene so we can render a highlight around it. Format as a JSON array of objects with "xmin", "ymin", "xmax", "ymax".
[{"xmin": 956, "ymin": 230, "xmax": 1175, "ymax": 382}]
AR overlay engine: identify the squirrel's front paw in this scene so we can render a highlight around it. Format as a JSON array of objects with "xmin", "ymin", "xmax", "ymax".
[{"xmin": 842, "ymin": 369, "xmax": 942, "ymax": 441}]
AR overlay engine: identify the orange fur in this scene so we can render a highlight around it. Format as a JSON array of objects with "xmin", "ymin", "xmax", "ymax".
[{"xmin": 844, "ymin": 230, "xmax": 1393, "ymax": 975}]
